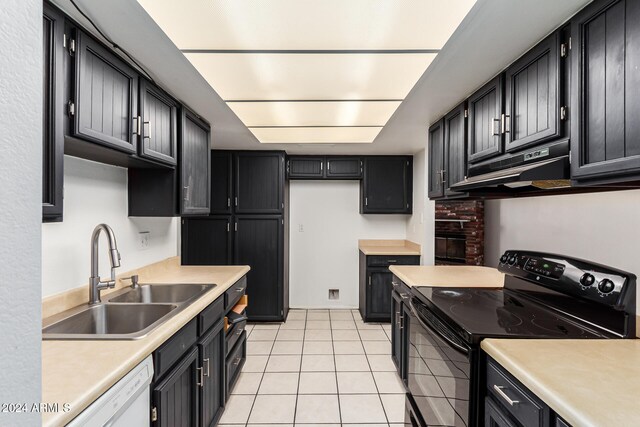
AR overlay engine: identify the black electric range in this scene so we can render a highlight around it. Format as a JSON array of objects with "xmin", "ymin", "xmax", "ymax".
[{"xmin": 404, "ymin": 250, "xmax": 636, "ymax": 427}]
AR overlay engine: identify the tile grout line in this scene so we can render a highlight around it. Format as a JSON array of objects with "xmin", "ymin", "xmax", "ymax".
[
  {"xmin": 291, "ymin": 310, "xmax": 307, "ymax": 425},
  {"xmin": 330, "ymin": 310, "xmax": 343, "ymax": 426},
  {"xmin": 244, "ymin": 322, "xmax": 279, "ymax": 425}
]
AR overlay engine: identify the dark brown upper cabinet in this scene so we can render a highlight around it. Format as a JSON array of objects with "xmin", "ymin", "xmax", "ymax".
[
  {"xmin": 138, "ymin": 79, "xmax": 178, "ymax": 165},
  {"xmin": 42, "ymin": 4, "xmax": 66, "ymax": 222},
  {"xmin": 180, "ymin": 107, "xmax": 211, "ymax": 215},
  {"xmin": 287, "ymin": 156, "xmax": 325, "ymax": 179},
  {"xmin": 505, "ymin": 30, "xmax": 562, "ymax": 153},
  {"xmin": 210, "ymin": 151, "xmax": 233, "ymax": 215},
  {"xmin": 325, "ymin": 156, "xmax": 362, "ymax": 179},
  {"xmin": 570, "ymin": 0, "xmax": 640, "ymax": 182},
  {"xmin": 234, "ymin": 152, "xmax": 285, "ymax": 214},
  {"xmin": 444, "ymin": 102, "xmax": 468, "ymax": 197},
  {"xmin": 428, "ymin": 119, "xmax": 445, "ymax": 199},
  {"xmin": 72, "ymin": 29, "xmax": 138, "ymax": 154},
  {"xmin": 467, "ymin": 75, "xmax": 504, "ymax": 163},
  {"xmin": 361, "ymin": 156, "xmax": 412, "ymax": 214}
]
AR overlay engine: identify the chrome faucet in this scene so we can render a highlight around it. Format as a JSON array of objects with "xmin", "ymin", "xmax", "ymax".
[{"xmin": 89, "ymin": 224, "xmax": 121, "ymax": 304}]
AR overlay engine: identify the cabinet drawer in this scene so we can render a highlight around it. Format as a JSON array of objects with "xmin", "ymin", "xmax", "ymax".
[
  {"xmin": 487, "ymin": 360, "xmax": 544, "ymax": 427},
  {"xmin": 154, "ymin": 319, "xmax": 198, "ymax": 380},
  {"xmin": 367, "ymin": 255, "xmax": 420, "ymax": 267},
  {"xmin": 226, "ymin": 331, "xmax": 247, "ymax": 394},
  {"xmin": 225, "ymin": 276, "xmax": 247, "ymax": 311},
  {"xmin": 198, "ymin": 295, "xmax": 224, "ymax": 336},
  {"xmin": 226, "ymin": 317, "xmax": 247, "ymax": 356}
]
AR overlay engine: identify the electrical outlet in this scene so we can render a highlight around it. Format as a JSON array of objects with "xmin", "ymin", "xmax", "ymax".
[
  {"xmin": 138, "ymin": 231, "xmax": 150, "ymax": 250},
  {"xmin": 298, "ymin": 223, "xmax": 304, "ymax": 232},
  {"xmin": 328, "ymin": 289, "xmax": 339, "ymax": 300}
]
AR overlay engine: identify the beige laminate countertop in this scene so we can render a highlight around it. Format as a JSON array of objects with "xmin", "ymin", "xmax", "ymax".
[
  {"xmin": 358, "ymin": 239, "xmax": 421, "ymax": 256},
  {"xmin": 482, "ymin": 339, "xmax": 640, "ymax": 427},
  {"xmin": 389, "ymin": 265, "xmax": 504, "ymax": 288},
  {"xmin": 41, "ymin": 258, "xmax": 250, "ymax": 427}
]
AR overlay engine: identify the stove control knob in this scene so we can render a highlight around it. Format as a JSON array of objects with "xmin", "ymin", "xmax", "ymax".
[
  {"xmin": 580, "ymin": 273, "xmax": 595, "ymax": 287},
  {"xmin": 500, "ymin": 254, "xmax": 509, "ymax": 264},
  {"xmin": 598, "ymin": 279, "xmax": 615, "ymax": 294},
  {"xmin": 507, "ymin": 256, "xmax": 517, "ymax": 265}
]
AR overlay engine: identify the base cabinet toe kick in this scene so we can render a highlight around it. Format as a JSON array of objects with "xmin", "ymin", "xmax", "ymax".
[{"xmin": 150, "ymin": 276, "xmax": 248, "ymax": 427}]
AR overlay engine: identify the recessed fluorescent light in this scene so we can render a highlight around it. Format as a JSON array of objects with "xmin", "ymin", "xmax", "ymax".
[{"xmin": 249, "ymin": 127, "xmax": 382, "ymax": 143}]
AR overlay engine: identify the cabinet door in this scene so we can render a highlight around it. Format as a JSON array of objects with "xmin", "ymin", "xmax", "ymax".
[
  {"xmin": 362, "ymin": 156, "xmax": 412, "ymax": 214},
  {"xmin": 139, "ymin": 79, "xmax": 178, "ymax": 165},
  {"xmin": 428, "ymin": 120, "xmax": 445, "ymax": 199},
  {"xmin": 326, "ymin": 156, "xmax": 363, "ymax": 179},
  {"xmin": 444, "ymin": 103, "xmax": 467, "ymax": 196},
  {"xmin": 467, "ymin": 75, "xmax": 504, "ymax": 163},
  {"xmin": 287, "ymin": 156, "xmax": 324, "ymax": 179},
  {"xmin": 181, "ymin": 107, "xmax": 211, "ymax": 215},
  {"xmin": 153, "ymin": 347, "xmax": 199, "ymax": 427},
  {"xmin": 391, "ymin": 290, "xmax": 403, "ymax": 374},
  {"xmin": 42, "ymin": 4, "xmax": 65, "ymax": 222},
  {"xmin": 570, "ymin": 0, "xmax": 640, "ymax": 181},
  {"xmin": 199, "ymin": 321, "xmax": 225, "ymax": 427},
  {"xmin": 235, "ymin": 152, "xmax": 284, "ymax": 214},
  {"xmin": 181, "ymin": 217, "xmax": 232, "ymax": 265},
  {"xmin": 505, "ymin": 30, "xmax": 561, "ymax": 152},
  {"xmin": 366, "ymin": 269, "xmax": 393, "ymax": 321},
  {"xmin": 485, "ymin": 397, "xmax": 518, "ymax": 427},
  {"xmin": 234, "ymin": 216, "xmax": 283, "ymax": 321},
  {"xmin": 73, "ymin": 30, "xmax": 138, "ymax": 153},
  {"xmin": 210, "ymin": 151, "xmax": 232, "ymax": 215}
]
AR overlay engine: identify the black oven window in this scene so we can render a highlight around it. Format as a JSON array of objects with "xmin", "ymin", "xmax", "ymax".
[{"xmin": 408, "ymin": 313, "xmax": 470, "ymax": 426}]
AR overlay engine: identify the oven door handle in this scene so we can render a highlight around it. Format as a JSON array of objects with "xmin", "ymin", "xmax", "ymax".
[{"xmin": 410, "ymin": 300, "xmax": 470, "ymax": 356}]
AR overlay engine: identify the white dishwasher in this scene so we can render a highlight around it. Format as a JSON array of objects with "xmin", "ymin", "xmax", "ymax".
[{"xmin": 67, "ymin": 355, "xmax": 154, "ymax": 427}]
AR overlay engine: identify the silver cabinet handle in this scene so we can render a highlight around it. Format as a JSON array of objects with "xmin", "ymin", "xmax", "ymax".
[
  {"xmin": 183, "ymin": 186, "xmax": 189, "ymax": 201},
  {"xmin": 197, "ymin": 367, "xmax": 204, "ymax": 387},
  {"xmin": 233, "ymin": 357, "xmax": 241, "ymax": 366},
  {"xmin": 388, "ymin": 260, "xmax": 397, "ymax": 263},
  {"xmin": 235, "ymin": 287, "xmax": 243, "ymax": 292},
  {"xmin": 493, "ymin": 118, "xmax": 501, "ymax": 136},
  {"xmin": 143, "ymin": 121, "xmax": 151, "ymax": 140},
  {"xmin": 204, "ymin": 358, "xmax": 210, "ymax": 377},
  {"xmin": 493, "ymin": 385, "xmax": 519, "ymax": 406},
  {"xmin": 234, "ymin": 196, "xmax": 238, "ymax": 206}
]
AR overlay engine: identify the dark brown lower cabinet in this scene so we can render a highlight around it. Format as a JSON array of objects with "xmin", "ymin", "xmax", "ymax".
[
  {"xmin": 391, "ymin": 279, "xmax": 411, "ymax": 385},
  {"xmin": 199, "ymin": 320, "xmax": 225, "ymax": 427},
  {"xmin": 153, "ymin": 347, "xmax": 199, "ymax": 427}
]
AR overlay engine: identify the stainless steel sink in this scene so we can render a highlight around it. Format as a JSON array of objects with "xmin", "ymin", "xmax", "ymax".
[
  {"xmin": 106, "ymin": 283, "xmax": 215, "ymax": 304},
  {"xmin": 42, "ymin": 303, "xmax": 178, "ymax": 340}
]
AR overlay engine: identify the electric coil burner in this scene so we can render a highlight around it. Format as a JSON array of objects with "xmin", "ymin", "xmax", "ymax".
[{"xmin": 404, "ymin": 250, "xmax": 636, "ymax": 427}]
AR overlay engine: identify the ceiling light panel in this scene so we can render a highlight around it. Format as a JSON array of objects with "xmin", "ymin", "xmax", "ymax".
[
  {"xmin": 227, "ymin": 101, "xmax": 401, "ymax": 127},
  {"xmin": 138, "ymin": 0, "xmax": 476, "ymax": 50},
  {"xmin": 184, "ymin": 53, "xmax": 436, "ymax": 100},
  {"xmin": 250, "ymin": 127, "xmax": 382, "ymax": 144}
]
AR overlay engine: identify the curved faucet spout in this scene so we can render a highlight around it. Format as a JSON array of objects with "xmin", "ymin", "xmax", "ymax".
[{"xmin": 89, "ymin": 224, "xmax": 121, "ymax": 304}]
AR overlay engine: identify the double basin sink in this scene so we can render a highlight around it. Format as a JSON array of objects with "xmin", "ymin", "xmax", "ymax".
[{"xmin": 42, "ymin": 283, "xmax": 216, "ymax": 340}]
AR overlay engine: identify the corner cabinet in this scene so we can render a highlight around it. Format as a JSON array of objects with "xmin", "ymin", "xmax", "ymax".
[
  {"xmin": 428, "ymin": 120, "xmax": 445, "ymax": 199},
  {"xmin": 180, "ymin": 108, "xmax": 211, "ymax": 215},
  {"xmin": 444, "ymin": 102, "xmax": 468, "ymax": 197},
  {"xmin": 570, "ymin": 0, "xmax": 640, "ymax": 183},
  {"xmin": 42, "ymin": 3, "xmax": 66, "ymax": 222},
  {"xmin": 361, "ymin": 156, "xmax": 413, "ymax": 214}
]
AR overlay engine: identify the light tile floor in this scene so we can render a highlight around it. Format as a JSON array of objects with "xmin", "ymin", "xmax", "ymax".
[{"xmin": 219, "ymin": 309, "xmax": 405, "ymax": 427}]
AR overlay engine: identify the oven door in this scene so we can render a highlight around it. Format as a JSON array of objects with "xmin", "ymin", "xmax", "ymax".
[{"xmin": 407, "ymin": 297, "xmax": 476, "ymax": 427}]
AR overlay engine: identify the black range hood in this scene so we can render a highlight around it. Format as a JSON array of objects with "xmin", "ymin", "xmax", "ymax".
[{"xmin": 451, "ymin": 140, "xmax": 571, "ymax": 192}]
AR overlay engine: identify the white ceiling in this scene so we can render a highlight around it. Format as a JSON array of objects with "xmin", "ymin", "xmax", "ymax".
[
  {"xmin": 138, "ymin": 0, "xmax": 474, "ymax": 145},
  {"xmin": 52, "ymin": 0, "xmax": 592, "ymax": 154}
]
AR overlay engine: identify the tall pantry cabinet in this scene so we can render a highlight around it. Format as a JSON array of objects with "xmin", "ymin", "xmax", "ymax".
[{"xmin": 182, "ymin": 151, "xmax": 289, "ymax": 322}]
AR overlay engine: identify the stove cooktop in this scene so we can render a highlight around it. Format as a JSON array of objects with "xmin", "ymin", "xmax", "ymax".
[{"xmin": 411, "ymin": 286, "xmax": 612, "ymax": 344}]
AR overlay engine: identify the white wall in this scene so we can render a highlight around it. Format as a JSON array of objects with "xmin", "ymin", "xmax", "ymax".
[
  {"xmin": 406, "ymin": 149, "xmax": 435, "ymax": 266},
  {"xmin": 485, "ymin": 190, "xmax": 640, "ymax": 275},
  {"xmin": 0, "ymin": 0, "xmax": 42, "ymax": 424},
  {"xmin": 42, "ymin": 156, "xmax": 179, "ymax": 297},
  {"xmin": 290, "ymin": 181, "xmax": 408, "ymax": 309}
]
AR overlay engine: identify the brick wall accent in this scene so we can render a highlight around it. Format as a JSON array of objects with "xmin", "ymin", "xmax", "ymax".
[{"xmin": 435, "ymin": 200, "xmax": 485, "ymax": 266}]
